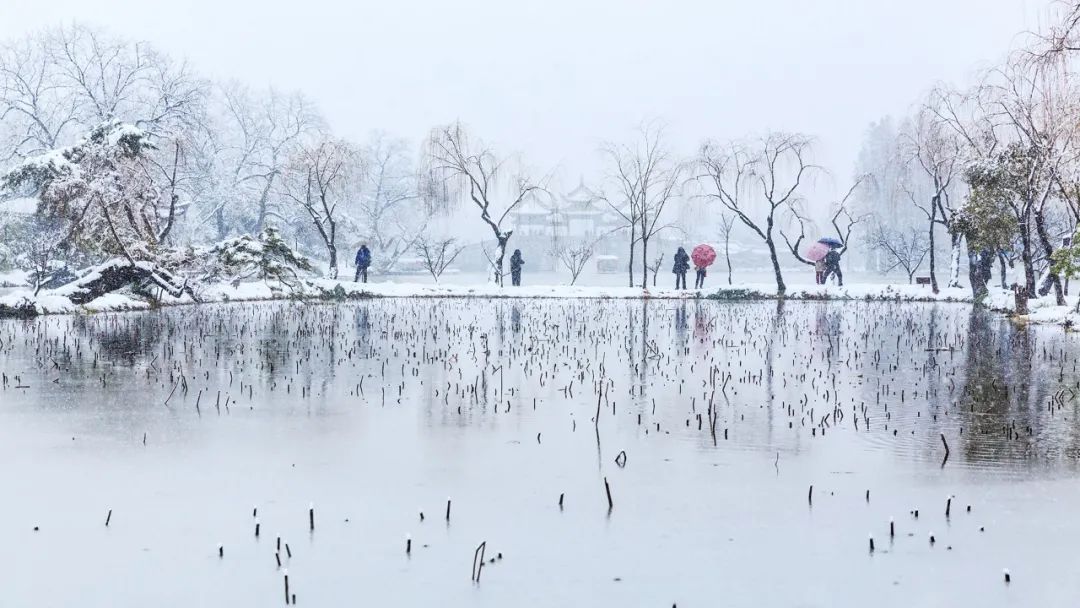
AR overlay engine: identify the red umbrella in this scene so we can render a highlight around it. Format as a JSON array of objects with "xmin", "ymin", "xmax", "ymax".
[
  {"xmin": 806, "ymin": 242, "xmax": 830, "ymax": 262},
  {"xmin": 691, "ymin": 244, "xmax": 716, "ymax": 268}
]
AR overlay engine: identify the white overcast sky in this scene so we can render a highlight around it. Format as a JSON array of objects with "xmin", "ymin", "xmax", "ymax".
[{"xmin": 1, "ymin": 0, "xmax": 1044, "ymax": 199}]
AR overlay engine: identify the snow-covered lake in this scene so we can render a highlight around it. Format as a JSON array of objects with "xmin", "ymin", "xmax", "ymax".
[{"xmin": 0, "ymin": 299, "xmax": 1077, "ymax": 606}]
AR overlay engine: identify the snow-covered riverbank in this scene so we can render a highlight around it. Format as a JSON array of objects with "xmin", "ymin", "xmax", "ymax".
[
  {"xmin": 0, "ymin": 277, "xmax": 981, "ymax": 316},
  {"xmin": 4, "ymin": 270, "xmax": 1078, "ymax": 328}
]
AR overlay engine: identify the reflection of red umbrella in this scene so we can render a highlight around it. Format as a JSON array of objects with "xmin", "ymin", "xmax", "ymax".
[
  {"xmin": 806, "ymin": 242, "xmax": 830, "ymax": 262},
  {"xmin": 692, "ymin": 244, "xmax": 716, "ymax": 268}
]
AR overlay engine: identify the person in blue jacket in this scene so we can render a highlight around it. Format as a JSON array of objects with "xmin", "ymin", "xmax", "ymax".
[
  {"xmin": 354, "ymin": 244, "xmax": 371, "ymax": 283},
  {"xmin": 510, "ymin": 249, "xmax": 525, "ymax": 286}
]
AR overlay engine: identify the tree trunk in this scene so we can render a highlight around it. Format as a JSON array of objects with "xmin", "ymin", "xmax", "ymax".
[
  {"xmin": 57, "ymin": 260, "xmax": 194, "ymax": 305},
  {"xmin": 1019, "ymin": 210, "xmax": 1036, "ymax": 298},
  {"xmin": 948, "ymin": 232, "xmax": 962, "ymax": 288},
  {"xmin": 495, "ymin": 235, "xmax": 509, "ymax": 286},
  {"xmin": 928, "ymin": 198, "xmax": 939, "ymax": 294},
  {"xmin": 215, "ymin": 206, "xmax": 228, "ymax": 241},
  {"xmin": 968, "ymin": 251, "xmax": 991, "ymax": 301},
  {"xmin": 998, "ymin": 253, "xmax": 1008, "ymax": 290},
  {"xmin": 765, "ymin": 231, "xmax": 785, "ymax": 296},
  {"xmin": 254, "ymin": 174, "xmax": 276, "ymax": 234},
  {"xmin": 1034, "ymin": 207, "xmax": 1066, "ymax": 305},
  {"xmin": 725, "ymin": 240, "xmax": 732, "ymax": 285},
  {"xmin": 640, "ymin": 237, "xmax": 648, "ymax": 289},
  {"xmin": 327, "ymin": 243, "xmax": 338, "ymax": 280},
  {"xmin": 627, "ymin": 226, "xmax": 636, "ymax": 288}
]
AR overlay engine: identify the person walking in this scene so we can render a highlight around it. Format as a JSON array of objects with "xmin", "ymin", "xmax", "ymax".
[
  {"xmin": 510, "ymin": 249, "xmax": 525, "ymax": 286},
  {"xmin": 673, "ymin": 247, "xmax": 689, "ymax": 289},
  {"xmin": 354, "ymin": 244, "xmax": 371, "ymax": 283},
  {"xmin": 694, "ymin": 264, "xmax": 707, "ymax": 289},
  {"xmin": 814, "ymin": 258, "xmax": 825, "ymax": 284},
  {"xmin": 822, "ymin": 248, "xmax": 843, "ymax": 286}
]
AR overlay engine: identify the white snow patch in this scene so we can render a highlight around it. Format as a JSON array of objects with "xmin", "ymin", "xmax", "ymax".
[{"xmin": 0, "ymin": 197, "xmax": 37, "ymax": 215}]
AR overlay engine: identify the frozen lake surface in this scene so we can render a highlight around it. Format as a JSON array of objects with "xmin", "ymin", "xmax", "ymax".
[{"xmin": 1, "ymin": 300, "xmax": 1079, "ymax": 606}]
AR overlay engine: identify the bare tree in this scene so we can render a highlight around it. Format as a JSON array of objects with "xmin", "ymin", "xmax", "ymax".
[
  {"xmin": 0, "ymin": 33, "xmax": 79, "ymax": 161},
  {"xmin": 281, "ymin": 137, "xmax": 355, "ymax": 279},
  {"xmin": 868, "ymin": 223, "xmax": 930, "ymax": 283},
  {"xmin": 717, "ymin": 213, "xmax": 736, "ymax": 284},
  {"xmin": 782, "ymin": 176, "xmax": 868, "ymax": 264},
  {"xmin": 600, "ymin": 122, "xmax": 685, "ymax": 288},
  {"xmin": 697, "ymin": 133, "xmax": 817, "ymax": 296},
  {"xmin": 901, "ymin": 101, "xmax": 963, "ymax": 293},
  {"xmin": 0, "ymin": 24, "xmax": 207, "ymax": 164},
  {"xmin": 414, "ymin": 234, "xmax": 464, "ymax": 283},
  {"xmin": 358, "ymin": 132, "xmax": 430, "ymax": 273},
  {"xmin": 647, "ymin": 252, "xmax": 665, "ymax": 287},
  {"xmin": 425, "ymin": 122, "xmax": 542, "ymax": 286},
  {"xmin": 249, "ymin": 88, "xmax": 321, "ymax": 235},
  {"xmin": 554, "ymin": 241, "xmax": 595, "ymax": 285},
  {"xmin": 1029, "ymin": 1, "xmax": 1080, "ymax": 60}
]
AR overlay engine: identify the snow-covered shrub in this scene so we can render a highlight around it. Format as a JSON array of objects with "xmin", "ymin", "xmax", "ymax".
[
  {"xmin": 1, "ymin": 121, "xmax": 178, "ymax": 261},
  {"xmin": 161, "ymin": 227, "xmax": 314, "ymax": 287}
]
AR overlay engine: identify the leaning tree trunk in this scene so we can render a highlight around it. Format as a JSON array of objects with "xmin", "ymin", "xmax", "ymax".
[{"xmin": 61, "ymin": 260, "xmax": 195, "ymax": 304}]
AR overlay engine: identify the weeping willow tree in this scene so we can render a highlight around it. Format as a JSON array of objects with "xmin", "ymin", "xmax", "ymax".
[{"xmin": 423, "ymin": 122, "xmax": 543, "ymax": 286}]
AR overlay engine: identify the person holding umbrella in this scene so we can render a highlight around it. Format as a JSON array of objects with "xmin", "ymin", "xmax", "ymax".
[
  {"xmin": 806, "ymin": 241, "xmax": 831, "ymax": 284},
  {"xmin": 818, "ymin": 237, "xmax": 844, "ymax": 286},
  {"xmin": 691, "ymin": 244, "xmax": 716, "ymax": 289}
]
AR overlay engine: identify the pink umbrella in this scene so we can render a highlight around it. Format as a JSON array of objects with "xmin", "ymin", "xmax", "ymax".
[
  {"xmin": 806, "ymin": 242, "xmax": 830, "ymax": 262},
  {"xmin": 691, "ymin": 244, "xmax": 716, "ymax": 268}
]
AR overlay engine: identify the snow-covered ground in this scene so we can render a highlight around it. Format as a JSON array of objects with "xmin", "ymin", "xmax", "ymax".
[
  {"xmin": 984, "ymin": 289, "xmax": 1080, "ymax": 328},
  {"xmin": 0, "ymin": 276, "xmax": 969, "ymax": 314},
  {"xmin": 4, "ymin": 272, "xmax": 1077, "ymax": 328},
  {"xmin": 0, "ymin": 269, "xmax": 29, "ymax": 288}
]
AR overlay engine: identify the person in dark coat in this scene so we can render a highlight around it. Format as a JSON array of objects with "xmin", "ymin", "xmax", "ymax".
[
  {"xmin": 822, "ymin": 249, "xmax": 843, "ymax": 286},
  {"xmin": 510, "ymin": 249, "xmax": 525, "ymax": 286},
  {"xmin": 673, "ymin": 247, "xmax": 689, "ymax": 289},
  {"xmin": 354, "ymin": 244, "xmax": 371, "ymax": 283}
]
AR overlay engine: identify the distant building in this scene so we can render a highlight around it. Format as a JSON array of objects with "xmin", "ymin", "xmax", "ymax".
[{"xmin": 509, "ymin": 180, "xmax": 624, "ymax": 271}]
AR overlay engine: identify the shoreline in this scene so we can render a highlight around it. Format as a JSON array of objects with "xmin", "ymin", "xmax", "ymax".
[
  {"xmin": 0, "ymin": 278, "xmax": 1003, "ymax": 317},
  {"xmin": 3, "ymin": 275, "xmax": 1074, "ymax": 327}
]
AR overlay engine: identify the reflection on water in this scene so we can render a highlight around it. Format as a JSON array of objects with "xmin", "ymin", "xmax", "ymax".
[
  {"xmin": 6, "ymin": 300, "xmax": 1080, "ymax": 470},
  {"xmin": 2, "ymin": 300, "xmax": 1080, "ymax": 606}
]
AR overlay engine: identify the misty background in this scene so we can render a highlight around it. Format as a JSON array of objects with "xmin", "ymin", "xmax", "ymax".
[
  {"xmin": 0, "ymin": 0, "xmax": 1064, "ymax": 290},
  {"xmin": 0, "ymin": 0, "xmax": 1039, "ymax": 182}
]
